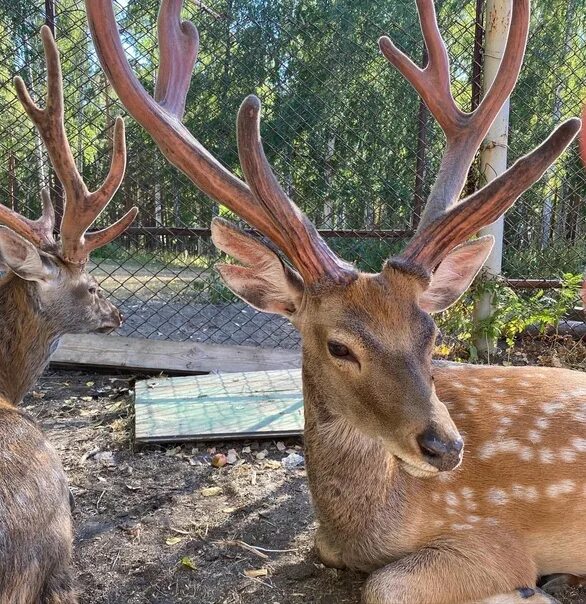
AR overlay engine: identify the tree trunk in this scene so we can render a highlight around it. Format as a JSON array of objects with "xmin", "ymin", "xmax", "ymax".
[
  {"xmin": 323, "ymin": 133, "xmax": 336, "ymax": 229},
  {"xmin": 540, "ymin": 0, "xmax": 574, "ymax": 249}
]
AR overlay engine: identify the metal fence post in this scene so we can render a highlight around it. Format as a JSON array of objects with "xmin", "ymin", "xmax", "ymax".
[{"xmin": 472, "ymin": 0, "xmax": 511, "ymax": 356}]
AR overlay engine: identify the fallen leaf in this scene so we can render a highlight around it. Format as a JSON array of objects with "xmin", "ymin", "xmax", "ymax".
[
  {"xmin": 264, "ymin": 460, "xmax": 281, "ymax": 470},
  {"xmin": 85, "ymin": 381, "xmax": 95, "ymax": 387},
  {"xmin": 201, "ymin": 486, "xmax": 223, "ymax": 497},
  {"xmin": 166, "ymin": 536, "xmax": 183, "ymax": 546},
  {"xmin": 180, "ymin": 556, "xmax": 197, "ymax": 570},
  {"xmin": 211, "ymin": 453, "xmax": 228, "ymax": 468},
  {"xmin": 245, "ymin": 568, "xmax": 269, "ymax": 578}
]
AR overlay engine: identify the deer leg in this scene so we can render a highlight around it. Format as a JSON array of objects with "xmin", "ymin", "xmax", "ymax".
[
  {"xmin": 362, "ymin": 533, "xmax": 543, "ymax": 604},
  {"xmin": 315, "ymin": 525, "xmax": 346, "ymax": 569}
]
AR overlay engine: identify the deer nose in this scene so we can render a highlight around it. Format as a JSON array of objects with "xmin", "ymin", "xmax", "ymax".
[{"xmin": 417, "ymin": 428, "xmax": 463, "ymax": 472}]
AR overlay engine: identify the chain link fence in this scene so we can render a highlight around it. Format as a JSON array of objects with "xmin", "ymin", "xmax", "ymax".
[{"xmin": 0, "ymin": 0, "xmax": 584, "ymax": 350}]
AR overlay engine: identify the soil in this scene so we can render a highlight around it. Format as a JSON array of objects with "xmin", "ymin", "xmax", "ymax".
[{"xmin": 25, "ymin": 363, "xmax": 586, "ymax": 604}]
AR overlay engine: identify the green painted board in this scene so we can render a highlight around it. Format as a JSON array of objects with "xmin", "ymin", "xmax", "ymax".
[{"xmin": 134, "ymin": 369, "xmax": 304, "ymax": 443}]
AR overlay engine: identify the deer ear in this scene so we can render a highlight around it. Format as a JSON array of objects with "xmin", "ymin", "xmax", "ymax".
[
  {"xmin": 419, "ymin": 236, "xmax": 494, "ymax": 314},
  {"xmin": 0, "ymin": 227, "xmax": 56, "ymax": 283},
  {"xmin": 211, "ymin": 217, "xmax": 303, "ymax": 317}
]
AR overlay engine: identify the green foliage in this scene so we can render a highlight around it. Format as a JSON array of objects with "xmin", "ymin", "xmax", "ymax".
[{"xmin": 436, "ymin": 273, "xmax": 583, "ymax": 360}]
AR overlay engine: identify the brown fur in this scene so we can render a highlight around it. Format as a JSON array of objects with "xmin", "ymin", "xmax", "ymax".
[
  {"xmin": 216, "ymin": 245, "xmax": 585, "ymax": 603},
  {"xmin": 0, "ymin": 268, "xmax": 120, "ymax": 404},
  {"xmin": 0, "ymin": 398, "xmax": 76, "ymax": 603},
  {"xmin": 296, "ymin": 273, "xmax": 586, "ymax": 604},
  {"xmin": 0, "ymin": 260, "xmax": 120, "ymax": 603}
]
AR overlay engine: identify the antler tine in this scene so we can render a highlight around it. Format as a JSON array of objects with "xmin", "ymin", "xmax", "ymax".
[
  {"xmin": 398, "ymin": 118, "xmax": 581, "ymax": 271},
  {"xmin": 380, "ymin": 0, "xmax": 529, "ymax": 229},
  {"xmin": 59, "ymin": 116, "xmax": 128, "ymax": 263},
  {"xmin": 237, "ymin": 96, "xmax": 354, "ymax": 284},
  {"xmin": 155, "ymin": 0, "xmax": 199, "ymax": 119},
  {"xmin": 86, "ymin": 0, "xmax": 272, "ymax": 235},
  {"xmin": 14, "ymin": 26, "xmax": 135, "ymax": 266},
  {"xmin": 0, "ymin": 187, "xmax": 57, "ymax": 251},
  {"xmin": 87, "ymin": 0, "xmax": 351, "ymax": 286}
]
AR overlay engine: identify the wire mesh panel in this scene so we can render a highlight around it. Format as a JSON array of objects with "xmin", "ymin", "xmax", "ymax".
[{"xmin": 0, "ymin": 0, "xmax": 584, "ymax": 349}]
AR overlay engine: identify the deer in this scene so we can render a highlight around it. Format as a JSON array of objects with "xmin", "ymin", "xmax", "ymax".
[
  {"xmin": 0, "ymin": 26, "xmax": 135, "ymax": 603},
  {"xmin": 87, "ymin": 0, "xmax": 586, "ymax": 602}
]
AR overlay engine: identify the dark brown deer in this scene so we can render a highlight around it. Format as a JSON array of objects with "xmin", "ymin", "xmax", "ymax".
[
  {"xmin": 0, "ymin": 26, "xmax": 135, "ymax": 602},
  {"xmin": 88, "ymin": 0, "xmax": 585, "ymax": 602}
]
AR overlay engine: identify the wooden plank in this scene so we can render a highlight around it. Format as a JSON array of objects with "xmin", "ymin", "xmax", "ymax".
[
  {"xmin": 134, "ymin": 369, "xmax": 304, "ymax": 443},
  {"xmin": 51, "ymin": 334, "xmax": 301, "ymax": 374}
]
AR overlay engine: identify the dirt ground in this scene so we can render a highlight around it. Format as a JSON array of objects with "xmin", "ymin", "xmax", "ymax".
[{"xmin": 26, "ymin": 357, "xmax": 586, "ymax": 604}]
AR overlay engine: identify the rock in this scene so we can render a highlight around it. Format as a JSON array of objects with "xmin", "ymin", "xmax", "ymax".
[{"xmin": 282, "ymin": 452, "xmax": 304, "ymax": 469}]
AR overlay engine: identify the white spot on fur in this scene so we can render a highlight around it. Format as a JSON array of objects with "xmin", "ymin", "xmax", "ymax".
[
  {"xmin": 479, "ymin": 442, "xmax": 497, "ymax": 459},
  {"xmin": 540, "ymin": 449, "xmax": 555, "ymax": 464},
  {"xmin": 511, "ymin": 485, "xmax": 538, "ymax": 502},
  {"xmin": 574, "ymin": 403, "xmax": 586, "ymax": 423},
  {"xmin": 519, "ymin": 446, "xmax": 534, "ymax": 461},
  {"xmin": 452, "ymin": 523, "xmax": 474, "ymax": 531},
  {"xmin": 572, "ymin": 437, "xmax": 586, "ymax": 452},
  {"xmin": 528, "ymin": 430, "xmax": 542, "ymax": 442},
  {"xmin": 445, "ymin": 492, "xmax": 459, "ymax": 507},
  {"xmin": 437, "ymin": 472, "xmax": 455, "ymax": 483},
  {"xmin": 461, "ymin": 487, "xmax": 474, "ymax": 499},
  {"xmin": 432, "ymin": 493, "xmax": 441, "ymax": 503},
  {"xmin": 487, "ymin": 487, "xmax": 508, "ymax": 506},
  {"xmin": 492, "ymin": 377, "xmax": 505, "ymax": 383},
  {"xmin": 543, "ymin": 401, "xmax": 564, "ymax": 415},
  {"xmin": 500, "ymin": 438, "xmax": 521, "ymax": 453},
  {"xmin": 536, "ymin": 417, "xmax": 550, "ymax": 430},
  {"xmin": 467, "ymin": 515, "xmax": 481, "ymax": 523},
  {"xmin": 485, "ymin": 518, "xmax": 499, "ymax": 526},
  {"xmin": 492, "ymin": 402, "xmax": 505, "ymax": 412},
  {"xmin": 518, "ymin": 381, "xmax": 532, "ymax": 388},
  {"xmin": 546, "ymin": 480, "xmax": 575, "ymax": 498},
  {"xmin": 560, "ymin": 448, "xmax": 577, "ymax": 463},
  {"xmin": 500, "ymin": 417, "xmax": 512, "ymax": 426}
]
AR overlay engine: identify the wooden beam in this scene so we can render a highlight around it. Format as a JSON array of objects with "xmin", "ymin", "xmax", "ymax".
[{"xmin": 51, "ymin": 334, "xmax": 301, "ymax": 374}]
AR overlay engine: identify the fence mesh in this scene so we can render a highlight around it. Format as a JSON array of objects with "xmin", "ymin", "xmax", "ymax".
[{"xmin": 0, "ymin": 0, "xmax": 584, "ymax": 350}]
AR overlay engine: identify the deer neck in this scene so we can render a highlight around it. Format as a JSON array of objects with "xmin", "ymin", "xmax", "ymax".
[
  {"xmin": 0, "ymin": 274, "xmax": 61, "ymax": 404},
  {"xmin": 302, "ymin": 365, "xmax": 407, "ymax": 542}
]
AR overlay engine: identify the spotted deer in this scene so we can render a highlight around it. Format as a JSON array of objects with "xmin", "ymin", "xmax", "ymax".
[
  {"xmin": 88, "ymin": 0, "xmax": 585, "ymax": 602},
  {"xmin": 0, "ymin": 27, "xmax": 135, "ymax": 603}
]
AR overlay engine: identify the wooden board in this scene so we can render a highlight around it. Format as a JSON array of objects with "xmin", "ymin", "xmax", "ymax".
[
  {"xmin": 134, "ymin": 369, "xmax": 304, "ymax": 443},
  {"xmin": 51, "ymin": 334, "xmax": 301, "ymax": 375}
]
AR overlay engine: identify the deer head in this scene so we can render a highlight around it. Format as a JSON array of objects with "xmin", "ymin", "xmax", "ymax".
[
  {"xmin": 87, "ymin": 0, "xmax": 580, "ymax": 477},
  {"xmin": 0, "ymin": 26, "xmax": 137, "ymax": 336}
]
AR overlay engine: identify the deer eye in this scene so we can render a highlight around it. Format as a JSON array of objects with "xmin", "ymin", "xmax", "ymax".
[
  {"xmin": 89, "ymin": 286, "xmax": 98, "ymax": 295},
  {"xmin": 327, "ymin": 341, "xmax": 352, "ymax": 359}
]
